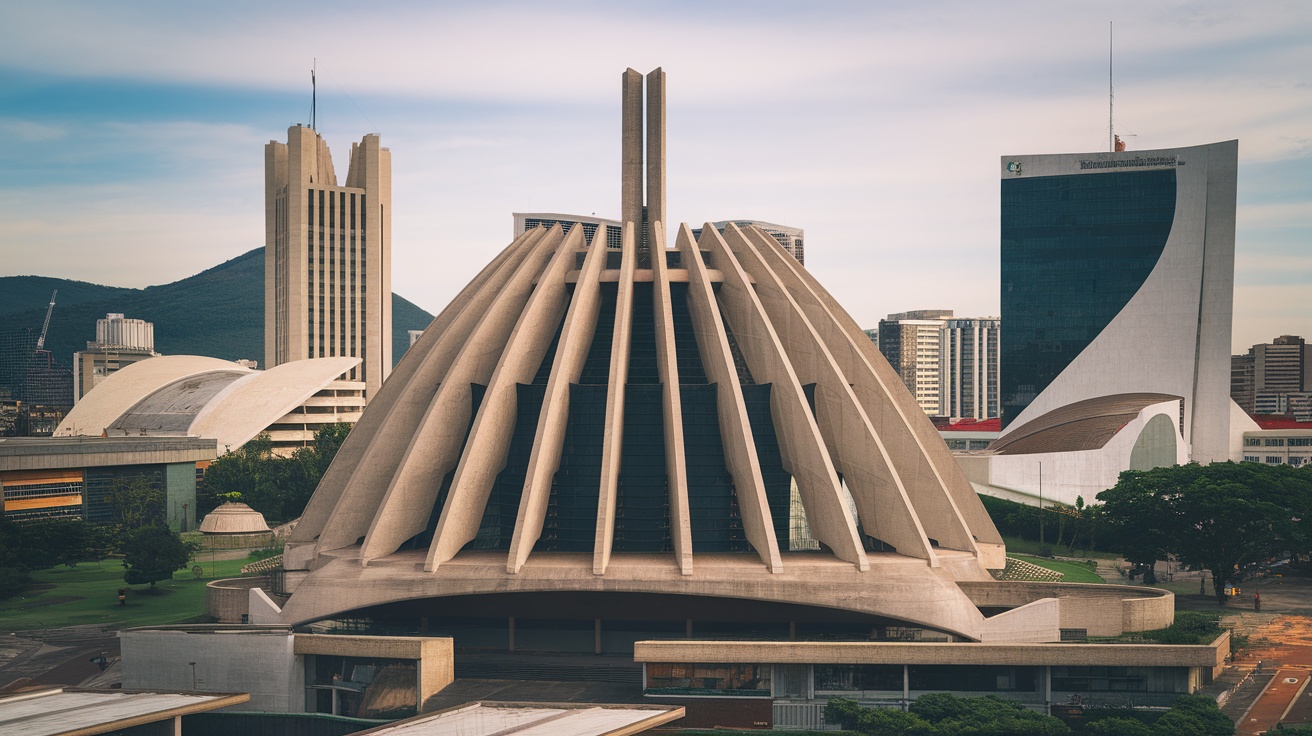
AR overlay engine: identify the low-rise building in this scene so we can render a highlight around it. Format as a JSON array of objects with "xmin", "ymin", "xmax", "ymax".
[{"xmin": 0, "ymin": 435, "xmax": 214, "ymax": 528}]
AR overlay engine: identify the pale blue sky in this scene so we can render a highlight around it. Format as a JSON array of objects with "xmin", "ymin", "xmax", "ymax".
[{"xmin": 1, "ymin": 1, "xmax": 1309, "ymax": 352}]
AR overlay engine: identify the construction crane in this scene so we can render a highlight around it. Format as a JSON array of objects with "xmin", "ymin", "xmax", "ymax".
[{"xmin": 35, "ymin": 289, "xmax": 57, "ymax": 351}]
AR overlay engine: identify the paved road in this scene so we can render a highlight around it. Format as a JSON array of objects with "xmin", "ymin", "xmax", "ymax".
[
  {"xmin": 1237, "ymin": 668, "xmax": 1306, "ymax": 735},
  {"xmin": 0, "ymin": 625, "xmax": 120, "ymax": 690}
]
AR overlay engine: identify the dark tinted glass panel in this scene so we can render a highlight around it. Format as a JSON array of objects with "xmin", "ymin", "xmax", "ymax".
[
  {"xmin": 614, "ymin": 384, "xmax": 670, "ymax": 552},
  {"xmin": 1000, "ymin": 169, "xmax": 1176, "ymax": 426}
]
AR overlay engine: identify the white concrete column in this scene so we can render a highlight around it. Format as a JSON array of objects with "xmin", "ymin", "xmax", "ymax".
[
  {"xmin": 507, "ymin": 225, "xmax": 609, "ymax": 573},
  {"xmin": 750, "ymin": 225, "xmax": 1004, "ymax": 565},
  {"xmin": 302, "ymin": 229, "xmax": 543, "ymax": 554},
  {"xmin": 427, "ymin": 224, "xmax": 586, "ymax": 570},
  {"xmin": 361, "ymin": 226, "xmax": 563, "ymax": 565},
  {"xmin": 728, "ymin": 226, "xmax": 938, "ymax": 564},
  {"xmin": 593, "ymin": 223, "xmax": 638, "ymax": 574},
  {"xmin": 697, "ymin": 225, "xmax": 867, "ymax": 570},
  {"xmin": 678, "ymin": 224, "xmax": 782, "ymax": 572},
  {"xmin": 651, "ymin": 220, "xmax": 693, "ymax": 574}
]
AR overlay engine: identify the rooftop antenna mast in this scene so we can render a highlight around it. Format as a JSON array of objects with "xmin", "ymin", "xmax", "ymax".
[
  {"xmin": 1108, "ymin": 22, "xmax": 1114, "ymax": 152},
  {"xmin": 311, "ymin": 59, "xmax": 317, "ymax": 130}
]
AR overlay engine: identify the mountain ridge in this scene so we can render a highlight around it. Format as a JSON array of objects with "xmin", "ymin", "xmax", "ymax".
[{"xmin": 0, "ymin": 248, "xmax": 434, "ymax": 369}]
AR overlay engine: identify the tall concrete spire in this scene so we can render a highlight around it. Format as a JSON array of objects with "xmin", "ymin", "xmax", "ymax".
[
  {"xmin": 621, "ymin": 69, "xmax": 644, "ymax": 236},
  {"xmin": 645, "ymin": 68, "xmax": 666, "ymax": 250},
  {"xmin": 620, "ymin": 68, "xmax": 667, "ymax": 256}
]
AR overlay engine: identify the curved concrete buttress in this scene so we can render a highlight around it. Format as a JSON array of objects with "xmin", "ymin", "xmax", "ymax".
[
  {"xmin": 358, "ymin": 226, "xmax": 565, "ymax": 564},
  {"xmin": 507, "ymin": 226, "xmax": 610, "ymax": 573},
  {"xmin": 298, "ymin": 230, "xmax": 544, "ymax": 550},
  {"xmin": 423, "ymin": 225, "xmax": 585, "ymax": 570},
  {"xmin": 57, "ymin": 356, "xmax": 249, "ymax": 438},
  {"xmin": 726, "ymin": 228, "xmax": 940, "ymax": 564},
  {"xmin": 650, "ymin": 221, "xmax": 694, "ymax": 575},
  {"xmin": 191, "ymin": 356, "xmax": 361, "ymax": 453},
  {"xmin": 699, "ymin": 225, "xmax": 868, "ymax": 571},
  {"xmin": 593, "ymin": 224, "xmax": 637, "ymax": 575},
  {"xmin": 752, "ymin": 230, "xmax": 1004, "ymax": 561},
  {"xmin": 678, "ymin": 224, "xmax": 783, "ymax": 573},
  {"xmin": 278, "ymin": 548, "xmax": 990, "ymax": 641}
]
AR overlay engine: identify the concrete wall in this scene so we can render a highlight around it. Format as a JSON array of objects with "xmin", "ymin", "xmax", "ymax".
[
  {"xmin": 205, "ymin": 577, "xmax": 269, "ymax": 623},
  {"xmin": 959, "ymin": 581, "xmax": 1175, "ymax": 637},
  {"xmin": 121, "ymin": 627, "xmax": 301, "ymax": 712}
]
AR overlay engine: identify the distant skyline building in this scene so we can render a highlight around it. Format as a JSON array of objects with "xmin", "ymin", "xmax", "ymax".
[
  {"xmin": 941, "ymin": 317, "xmax": 1000, "ymax": 421},
  {"xmin": 95, "ymin": 312, "xmax": 154, "ymax": 350},
  {"xmin": 876, "ymin": 311, "xmax": 999, "ymax": 420},
  {"xmin": 265, "ymin": 125, "xmax": 392, "ymax": 397},
  {"xmin": 877, "ymin": 310, "xmax": 953, "ymax": 415},
  {"xmin": 74, "ymin": 313, "xmax": 159, "ymax": 402},
  {"xmin": 1232, "ymin": 335, "xmax": 1311, "ymax": 418}
]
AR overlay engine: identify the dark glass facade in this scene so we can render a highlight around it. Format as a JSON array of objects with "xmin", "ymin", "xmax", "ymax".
[{"xmin": 1000, "ymin": 169, "xmax": 1177, "ymax": 427}]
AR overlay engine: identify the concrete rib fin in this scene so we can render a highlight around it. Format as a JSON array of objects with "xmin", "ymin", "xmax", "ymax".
[
  {"xmin": 756, "ymin": 230, "xmax": 1000, "ymax": 554},
  {"xmin": 424, "ymin": 224, "xmax": 585, "ymax": 570},
  {"xmin": 701, "ymin": 224, "xmax": 868, "ymax": 571},
  {"xmin": 356, "ymin": 226, "xmax": 563, "ymax": 564},
  {"xmin": 506, "ymin": 225, "xmax": 608, "ymax": 573},
  {"xmin": 651, "ymin": 220, "xmax": 693, "ymax": 575},
  {"xmin": 679, "ymin": 224, "xmax": 783, "ymax": 572},
  {"xmin": 593, "ymin": 223, "xmax": 637, "ymax": 574},
  {"xmin": 302, "ymin": 229, "xmax": 543, "ymax": 550},
  {"xmin": 731, "ymin": 227, "xmax": 938, "ymax": 565}
]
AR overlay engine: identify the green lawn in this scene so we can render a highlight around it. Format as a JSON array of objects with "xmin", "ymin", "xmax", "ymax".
[
  {"xmin": 1010, "ymin": 554, "xmax": 1106, "ymax": 584},
  {"xmin": 0, "ymin": 553, "xmax": 252, "ymax": 633},
  {"xmin": 1000, "ymin": 535, "xmax": 1122, "ymax": 560}
]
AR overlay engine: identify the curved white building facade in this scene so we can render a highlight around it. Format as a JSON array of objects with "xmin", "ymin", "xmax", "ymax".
[{"xmin": 970, "ymin": 142, "xmax": 1240, "ymax": 505}]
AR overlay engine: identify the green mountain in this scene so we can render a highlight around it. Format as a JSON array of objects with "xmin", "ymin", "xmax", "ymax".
[{"xmin": 0, "ymin": 248, "xmax": 435, "ymax": 369}]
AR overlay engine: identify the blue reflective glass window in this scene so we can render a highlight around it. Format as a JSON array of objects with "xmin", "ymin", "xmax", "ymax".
[{"xmin": 1000, "ymin": 169, "xmax": 1176, "ymax": 427}]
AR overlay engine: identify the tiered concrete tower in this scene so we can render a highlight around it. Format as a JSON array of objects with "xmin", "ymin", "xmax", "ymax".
[{"xmin": 265, "ymin": 126, "xmax": 392, "ymax": 397}]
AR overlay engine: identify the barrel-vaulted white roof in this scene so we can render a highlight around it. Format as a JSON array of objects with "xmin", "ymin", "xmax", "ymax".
[{"xmin": 57, "ymin": 355, "xmax": 359, "ymax": 453}]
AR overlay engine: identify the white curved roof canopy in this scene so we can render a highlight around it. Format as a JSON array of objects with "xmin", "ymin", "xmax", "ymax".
[
  {"xmin": 57, "ymin": 355, "xmax": 361, "ymax": 453},
  {"xmin": 57, "ymin": 355, "xmax": 247, "ymax": 438}
]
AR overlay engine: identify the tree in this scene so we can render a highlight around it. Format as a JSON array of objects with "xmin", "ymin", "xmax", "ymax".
[
  {"xmin": 1098, "ymin": 463, "xmax": 1311, "ymax": 601},
  {"xmin": 1085, "ymin": 716, "xmax": 1154, "ymax": 736},
  {"xmin": 1149, "ymin": 693, "xmax": 1234, "ymax": 735},
  {"xmin": 120, "ymin": 524, "xmax": 198, "ymax": 587},
  {"xmin": 105, "ymin": 474, "xmax": 166, "ymax": 529},
  {"xmin": 198, "ymin": 424, "xmax": 351, "ymax": 523}
]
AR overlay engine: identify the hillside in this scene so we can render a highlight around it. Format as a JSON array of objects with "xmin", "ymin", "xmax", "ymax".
[{"xmin": 0, "ymin": 248, "xmax": 434, "ymax": 368}]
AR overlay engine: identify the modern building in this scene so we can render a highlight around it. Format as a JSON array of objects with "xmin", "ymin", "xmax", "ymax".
[
  {"xmin": 135, "ymin": 69, "xmax": 1219, "ymax": 729},
  {"xmin": 0, "ymin": 435, "xmax": 214, "ymax": 528},
  {"xmin": 1232, "ymin": 335, "xmax": 1312, "ymax": 419},
  {"xmin": 55, "ymin": 355, "xmax": 363, "ymax": 456},
  {"xmin": 513, "ymin": 213, "xmax": 622, "ymax": 249},
  {"xmin": 877, "ymin": 310, "xmax": 953, "ymax": 415},
  {"xmin": 265, "ymin": 125, "xmax": 392, "ymax": 398},
  {"xmin": 73, "ymin": 313, "xmax": 160, "ymax": 402},
  {"xmin": 692, "ymin": 221, "xmax": 805, "ymax": 265},
  {"xmin": 958, "ymin": 142, "xmax": 1240, "ymax": 506},
  {"xmin": 941, "ymin": 317, "xmax": 1000, "ymax": 421}
]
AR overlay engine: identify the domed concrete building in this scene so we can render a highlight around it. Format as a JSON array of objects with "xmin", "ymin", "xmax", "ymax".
[
  {"xmin": 116, "ymin": 70, "xmax": 1222, "ymax": 728},
  {"xmin": 267, "ymin": 69, "xmax": 1174, "ymax": 654}
]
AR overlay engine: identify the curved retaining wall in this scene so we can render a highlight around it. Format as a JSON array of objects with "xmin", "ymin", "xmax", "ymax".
[
  {"xmin": 206, "ymin": 576, "xmax": 270, "ymax": 623},
  {"xmin": 959, "ymin": 581, "xmax": 1174, "ymax": 637}
]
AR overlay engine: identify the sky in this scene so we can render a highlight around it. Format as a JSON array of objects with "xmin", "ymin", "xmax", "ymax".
[{"xmin": 1, "ymin": 1, "xmax": 1309, "ymax": 353}]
